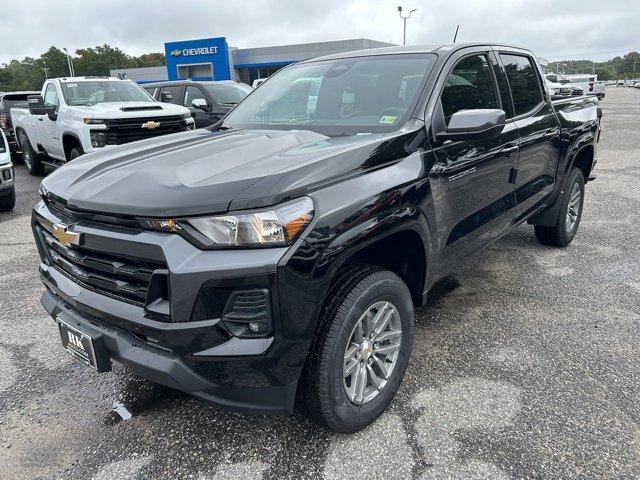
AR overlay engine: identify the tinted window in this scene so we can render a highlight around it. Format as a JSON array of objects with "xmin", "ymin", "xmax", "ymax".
[
  {"xmin": 440, "ymin": 54, "xmax": 499, "ymax": 124},
  {"xmin": 203, "ymin": 83, "xmax": 252, "ymax": 105},
  {"xmin": 223, "ymin": 54, "xmax": 435, "ymax": 135},
  {"xmin": 144, "ymin": 87, "xmax": 158, "ymax": 98},
  {"xmin": 160, "ymin": 86, "xmax": 183, "ymax": 104},
  {"xmin": 1, "ymin": 97, "xmax": 31, "ymax": 114},
  {"xmin": 184, "ymin": 86, "xmax": 208, "ymax": 107},
  {"xmin": 500, "ymin": 54, "xmax": 543, "ymax": 116}
]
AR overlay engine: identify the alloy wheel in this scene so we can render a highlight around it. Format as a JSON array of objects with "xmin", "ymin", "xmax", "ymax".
[
  {"xmin": 342, "ymin": 301, "xmax": 402, "ymax": 405},
  {"xmin": 566, "ymin": 182, "xmax": 582, "ymax": 232}
]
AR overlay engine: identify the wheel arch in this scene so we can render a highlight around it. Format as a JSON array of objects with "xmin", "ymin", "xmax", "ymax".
[
  {"xmin": 62, "ymin": 132, "xmax": 83, "ymax": 160},
  {"xmin": 315, "ymin": 209, "xmax": 432, "ymax": 309},
  {"xmin": 571, "ymin": 144, "xmax": 594, "ymax": 182}
]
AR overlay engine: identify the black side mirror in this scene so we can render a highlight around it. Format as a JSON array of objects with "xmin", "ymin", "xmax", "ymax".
[
  {"xmin": 437, "ymin": 109, "xmax": 506, "ymax": 142},
  {"xmin": 27, "ymin": 95, "xmax": 56, "ymax": 116},
  {"xmin": 160, "ymin": 91, "xmax": 173, "ymax": 103}
]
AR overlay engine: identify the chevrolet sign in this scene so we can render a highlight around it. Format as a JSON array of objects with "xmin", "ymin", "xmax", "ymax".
[{"xmin": 170, "ymin": 46, "xmax": 219, "ymax": 58}]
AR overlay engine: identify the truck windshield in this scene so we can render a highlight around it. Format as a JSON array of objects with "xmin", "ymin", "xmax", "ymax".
[
  {"xmin": 222, "ymin": 53, "xmax": 435, "ymax": 135},
  {"xmin": 61, "ymin": 81, "xmax": 153, "ymax": 106},
  {"xmin": 203, "ymin": 83, "xmax": 252, "ymax": 105}
]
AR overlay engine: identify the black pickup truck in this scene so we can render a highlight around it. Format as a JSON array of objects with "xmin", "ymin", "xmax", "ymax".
[{"xmin": 32, "ymin": 43, "xmax": 600, "ymax": 433}]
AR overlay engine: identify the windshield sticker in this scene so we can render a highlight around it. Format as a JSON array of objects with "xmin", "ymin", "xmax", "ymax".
[
  {"xmin": 379, "ymin": 115, "xmax": 397, "ymax": 124},
  {"xmin": 65, "ymin": 83, "xmax": 78, "ymax": 88}
]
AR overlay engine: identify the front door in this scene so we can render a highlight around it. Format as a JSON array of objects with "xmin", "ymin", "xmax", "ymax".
[
  {"xmin": 40, "ymin": 83, "xmax": 64, "ymax": 159},
  {"xmin": 184, "ymin": 85, "xmax": 217, "ymax": 127},
  {"xmin": 428, "ymin": 51, "xmax": 519, "ymax": 273}
]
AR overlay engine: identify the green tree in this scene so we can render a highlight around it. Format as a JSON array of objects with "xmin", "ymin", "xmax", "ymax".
[
  {"xmin": 594, "ymin": 66, "xmax": 614, "ymax": 81},
  {"xmin": 135, "ymin": 53, "xmax": 165, "ymax": 68},
  {"xmin": 74, "ymin": 44, "xmax": 136, "ymax": 76},
  {"xmin": 40, "ymin": 47, "xmax": 72, "ymax": 79}
]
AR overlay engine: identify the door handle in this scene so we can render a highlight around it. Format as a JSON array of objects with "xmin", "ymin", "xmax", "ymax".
[
  {"xmin": 37, "ymin": 117, "xmax": 43, "ymax": 122},
  {"xmin": 501, "ymin": 145, "xmax": 519, "ymax": 156},
  {"xmin": 543, "ymin": 129, "xmax": 558, "ymax": 140}
]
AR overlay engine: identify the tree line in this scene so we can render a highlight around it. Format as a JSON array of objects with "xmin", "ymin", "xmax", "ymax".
[
  {"xmin": 548, "ymin": 51, "xmax": 640, "ymax": 80},
  {"xmin": 2, "ymin": 44, "xmax": 639, "ymax": 92},
  {"xmin": 0, "ymin": 45, "xmax": 165, "ymax": 92}
]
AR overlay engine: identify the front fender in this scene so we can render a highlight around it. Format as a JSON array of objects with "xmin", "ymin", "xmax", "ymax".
[{"xmin": 276, "ymin": 152, "xmax": 434, "ymax": 344}]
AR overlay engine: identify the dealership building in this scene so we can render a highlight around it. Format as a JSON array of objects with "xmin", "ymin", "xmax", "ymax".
[{"xmin": 111, "ymin": 37, "xmax": 395, "ymax": 85}]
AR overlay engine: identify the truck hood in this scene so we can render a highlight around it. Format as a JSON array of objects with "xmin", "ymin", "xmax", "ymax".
[
  {"xmin": 71, "ymin": 101, "xmax": 190, "ymax": 119},
  {"xmin": 40, "ymin": 127, "xmax": 415, "ymax": 217}
]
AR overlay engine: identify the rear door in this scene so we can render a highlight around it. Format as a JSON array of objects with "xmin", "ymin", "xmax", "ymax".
[
  {"xmin": 428, "ymin": 48, "xmax": 520, "ymax": 272},
  {"xmin": 497, "ymin": 50, "xmax": 560, "ymax": 220}
]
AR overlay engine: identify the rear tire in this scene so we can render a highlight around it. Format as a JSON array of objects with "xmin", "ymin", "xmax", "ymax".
[
  {"xmin": 534, "ymin": 167, "xmax": 585, "ymax": 247},
  {"xmin": 300, "ymin": 265, "xmax": 414, "ymax": 433},
  {"xmin": 0, "ymin": 186, "xmax": 16, "ymax": 212},
  {"xmin": 18, "ymin": 131, "xmax": 44, "ymax": 176},
  {"xmin": 69, "ymin": 146, "xmax": 84, "ymax": 160}
]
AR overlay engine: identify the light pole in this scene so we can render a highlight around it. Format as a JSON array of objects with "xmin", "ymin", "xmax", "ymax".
[
  {"xmin": 42, "ymin": 66, "xmax": 49, "ymax": 79},
  {"xmin": 63, "ymin": 48, "xmax": 75, "ymax": 77},
  {"xmin": 397, "ymin": 6, "xmax": 417, "ymax": 46}
]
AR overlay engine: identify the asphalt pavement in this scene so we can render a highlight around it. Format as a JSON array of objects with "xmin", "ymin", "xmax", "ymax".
[{"xmin": 1, "ymin": 87, "xmax": 639, "ymax": 479}]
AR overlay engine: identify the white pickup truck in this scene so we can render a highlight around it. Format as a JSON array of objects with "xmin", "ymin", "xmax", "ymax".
[{"xmin": 12, "ymin": 76, "xmax": 194, "ymax": 175}]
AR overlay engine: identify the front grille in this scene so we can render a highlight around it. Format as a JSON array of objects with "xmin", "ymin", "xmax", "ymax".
[
  {"xmin": 37, "ymin": 225, "xmax": 166, "ymax": 305},
  {"xmin": 104, "ymin": 115, "xmax": 188, "ymax": 145}
]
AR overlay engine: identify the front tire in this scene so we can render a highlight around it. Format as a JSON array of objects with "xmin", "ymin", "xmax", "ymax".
[
  {"xmin": 0, "ymin": 186, "xmax": 16, "ymax": 212},
  {"xmin": 534, "ymin": 167, "xmax": 585, "ymax": 247},
  {"xmin": 300, "ymin": 265, "xmax": 414, "ymax": 433},
  {"xmin": 69, "ymin": 146, "xmax": 84, "ymax": 160},
  {"xmin": 18, "ymin": 131, "xmax": 44, "ymax": 176}
]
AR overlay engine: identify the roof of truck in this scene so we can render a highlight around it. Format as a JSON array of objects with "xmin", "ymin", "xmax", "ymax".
[
  {"xmin": 299, "ymin": 42, "xmax": 531, "ymax": 63},
  {"xmin": 53, "ymin": 76, "xmax": 126, "ymax": 82}
]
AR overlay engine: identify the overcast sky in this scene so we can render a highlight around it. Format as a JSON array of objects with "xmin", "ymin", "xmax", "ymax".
[{"xmin": 2, "ymin": 0, "xmax": 638, "ymax": 64}]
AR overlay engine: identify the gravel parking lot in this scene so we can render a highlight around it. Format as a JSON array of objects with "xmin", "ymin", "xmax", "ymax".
[{"xmin": 1, "ymin": 87, "xmax": 638, "ymax": 480}]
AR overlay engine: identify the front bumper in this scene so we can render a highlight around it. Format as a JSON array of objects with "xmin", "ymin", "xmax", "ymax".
[
  {"xmin": 0, "ymin": 163, "xmax": 14, "ymax": 194},
  {"xmin": 32, "ymin": 201, "xmax": 307, "ymax": 414}
]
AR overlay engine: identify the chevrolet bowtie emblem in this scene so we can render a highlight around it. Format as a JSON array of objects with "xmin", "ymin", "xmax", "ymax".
[
  {"xmin": 141, "ymin": 120, "xmax": 161, "ymax": 129},
  {"xmin": 53, "ymin": 224, "xmax": 82, "ymax": 247}
]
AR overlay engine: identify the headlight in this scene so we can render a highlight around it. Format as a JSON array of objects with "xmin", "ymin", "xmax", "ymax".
[
  {"xmin": 141, "ymin": 197, "xmax": 314, "ymax": 249},
  {"xmin": 90, "ymin": 130, "xmax": 108, "ymax": 148},
  {"xmin": 84, "ymin": 118, "xmax": 106, "ymax": 124}
]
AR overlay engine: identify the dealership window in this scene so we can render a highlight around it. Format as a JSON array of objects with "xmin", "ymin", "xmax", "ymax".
[
  {"xmin": 178, "ymin": 63, "xmax": 214, "ymax": 80},
  {"xmin": 500, "ymin": 54, "xmax": 543, "ymax": 116}
]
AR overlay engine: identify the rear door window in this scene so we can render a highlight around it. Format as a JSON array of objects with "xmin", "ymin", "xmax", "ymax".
[
  {"xmin": 499, "ymin": 54, "xmax": 543, "ymax": 116},
  {"xmin": 440, "ymin": 54, "xmax": 500, "ymax": 124}
]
